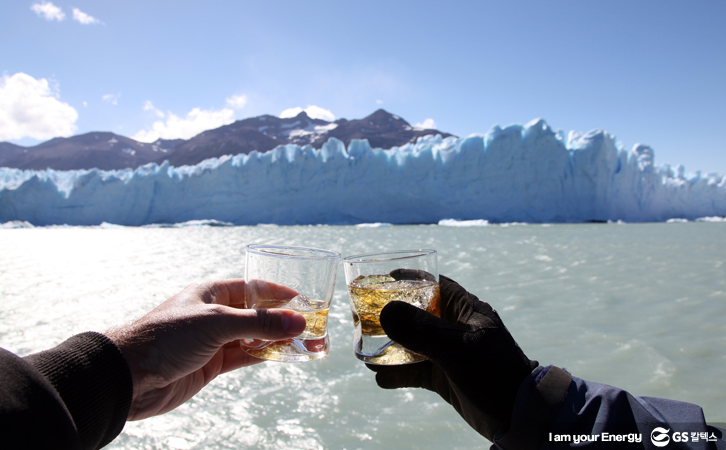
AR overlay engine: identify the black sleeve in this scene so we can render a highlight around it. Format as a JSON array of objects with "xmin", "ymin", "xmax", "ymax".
[{"xmin": 0, "ymin": 332, "xmax": 133, "ymax": 450}]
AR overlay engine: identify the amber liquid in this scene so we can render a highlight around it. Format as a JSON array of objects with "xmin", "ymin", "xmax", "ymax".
[
  {"xmin": 346, "ymin": 274, "xmax": 439, "ymax": 364},
  {"xmin": 348, "ymin": 275, "xmax": 441, "ymax": 336},
  {"xmin": 241, "ymin": 297, "xmax": 330, "ymax": 362}
]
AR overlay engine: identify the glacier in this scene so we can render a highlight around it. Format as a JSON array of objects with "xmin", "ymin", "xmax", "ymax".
[{"xmin": 1, "ymin": 119, "xmax": 725, "ymax": 226}]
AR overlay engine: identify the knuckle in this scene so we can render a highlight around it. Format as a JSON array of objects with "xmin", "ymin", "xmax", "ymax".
[
  {"xmin": 256, "ymin": 308, "xmax": 278, "ymax": 335},
  {"xmin": 205, "ymin": 303, "xmax": 226, "ymax": 316},
  {"xmin": 184, "ymin": 281, "xmax": 205, "ymax": 293}
]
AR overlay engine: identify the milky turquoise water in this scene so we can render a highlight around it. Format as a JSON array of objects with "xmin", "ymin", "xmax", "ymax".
[{"xmin": 1, "ymin": 222, "xmax": 724, "ymax": 449}]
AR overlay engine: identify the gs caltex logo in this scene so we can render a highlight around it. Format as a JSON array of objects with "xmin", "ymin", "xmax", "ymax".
[
  {"xmin": 650, "ymin": 427, "xmax": 719, "ymax": 446},
  {"xmin": 651, "ymin": 428, "xmax": 670, "ymax": 447}
]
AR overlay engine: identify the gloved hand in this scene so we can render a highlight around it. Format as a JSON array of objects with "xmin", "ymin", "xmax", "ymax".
[{"xmin": 367, "ymin": 274, "xmax": 538, "ymax": 442}]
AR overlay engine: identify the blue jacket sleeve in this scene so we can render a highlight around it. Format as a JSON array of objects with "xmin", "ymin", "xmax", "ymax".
[{"xmin": 493, "ymin": 366, "xmax": 726, "ymax": 450}]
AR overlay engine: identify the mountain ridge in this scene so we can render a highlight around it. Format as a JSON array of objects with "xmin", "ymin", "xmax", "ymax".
[{"xmin": 0, "ymin": 109, "xmax": 454, "ymax": 171}]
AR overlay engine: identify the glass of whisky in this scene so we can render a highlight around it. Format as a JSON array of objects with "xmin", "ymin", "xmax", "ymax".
[
  {"xmin": 343, "ymin": 250, "xmax": 440, "ymax": 365},
  {"xmin": 241, "ymin": 244, "xmax": 341, "ymax": 362}
]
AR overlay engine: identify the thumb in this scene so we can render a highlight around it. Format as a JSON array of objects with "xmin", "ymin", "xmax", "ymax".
[
  {"xmin": 380, "ymin": 301, "xmax": 467, "ymax": 361},
  {"xmin": 213, "ymin": 307, "xmax": 307, "ymax": 342}
]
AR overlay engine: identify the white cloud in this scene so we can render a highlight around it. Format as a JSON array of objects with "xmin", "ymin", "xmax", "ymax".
[
  {"xmin": 376, "ymin": 99, "xmax": 384, "ymax": 105},
  {"xmin": 0, "ymin": 72, "xmax": 78, "ymax": 141},
  {"xmin": 414, "ymin": 118, "xmax": 437, "ymax": 130},
  {"xmin": 132, "ymin": 107, "xmax": 235, "ymax": 142},
  {"xmin": 72, "ymin": 8, "xmax": 101, "ymax": 25},
  {"xmin": 143, "ymin": 100, "xmax": 165, "ymax": 118},
  {"xmin": 102, "ymin": 93, "xmax": 120, "ymax": 105},
  {"xmin": 279, "ymin": 107, "xmax": 304, "ymax": 118},
  {"xmin": 226, "ymin": 94, "xmax": 248, "ymax": 109},
  {"xmin": 31, "ymin": 2, "xmax": 65, "ymax": 21},
  {"xmin": 280, "ymin": 105, "xmax": 335, "ymax": 122}
]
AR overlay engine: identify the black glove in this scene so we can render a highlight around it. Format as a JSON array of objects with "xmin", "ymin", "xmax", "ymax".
[{"xmin": 367, "ymin": 274, "xmax": 539, "ymax": 442}]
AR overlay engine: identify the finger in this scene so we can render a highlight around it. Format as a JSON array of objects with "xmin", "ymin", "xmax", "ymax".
[
  {"xmin": 439, "ymin": 274, "xmax": 474, "ymax": 322},
  {"xmin": 439, "ymin": 275, "xmax": 504, "ymax": 328},
  {"xmin": 239, "ymin": 338, "xmax": 268, "ymax": 349},
  {"xmin": 219, "ymin": 345, "xmax": 266, "ymax": 373},
  {"xmin": 208, "ymin": 279, "xmax": 299, "ymax": 308},
  {"xmin": 242, "ymin": 280, "xmax": 300, "ymax": 309},
  {"xmin": 366, "ymin": 362, "xmax": 432, "ymax": 390},
  {"xmin": 380, "ymin": 301, "xmax": 467, "ymax": 361},
  {"xmin": 389, "ymin": 269, "xmax": 436, "ymax": 282},
  {"xmin": 210, "ymin": 307, "xmax": 307, "ymax": 342},
  {"xmin": 367, "ymin": 362, "xmax": 452, "ymax": 402}
]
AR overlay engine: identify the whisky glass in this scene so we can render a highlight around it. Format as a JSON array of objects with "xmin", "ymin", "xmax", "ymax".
[
  {"xmin": 343, "ymin": 250, "xmax": 439, "ymax": 365},
  {"xmin": 241, "ymin": 244, "xmax": 340, "ymax": 362}
]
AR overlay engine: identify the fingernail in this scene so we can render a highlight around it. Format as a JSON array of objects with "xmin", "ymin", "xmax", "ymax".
[{"xmin": 282, "ymin": 311, "xmax": 306, "ymax": 335}]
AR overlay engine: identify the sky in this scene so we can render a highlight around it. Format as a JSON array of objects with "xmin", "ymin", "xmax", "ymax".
[{"xmin": 1, "ymin": 0, "xmax": 725, "ymax": 174}]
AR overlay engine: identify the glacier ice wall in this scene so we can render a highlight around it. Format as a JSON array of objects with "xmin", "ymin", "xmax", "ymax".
[{"xmin": 1, "ymin": 119, "xmax": 725, "ymax": 226}]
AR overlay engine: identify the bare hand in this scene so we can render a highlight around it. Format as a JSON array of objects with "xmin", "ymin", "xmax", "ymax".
[{"xmin": 105, "ymin": 279, "xmax": 306, "ymax": 421}]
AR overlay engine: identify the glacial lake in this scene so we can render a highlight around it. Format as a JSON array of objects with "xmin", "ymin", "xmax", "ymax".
[{"xmin": 1, "ymin": 221, "xmax": 724, "ymax": 449}]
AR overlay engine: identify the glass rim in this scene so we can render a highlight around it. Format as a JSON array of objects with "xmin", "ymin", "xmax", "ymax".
[
  {"xmin": 246, "ymin": 244, "xmax": 341, "ymax": 261},
  {"xmin": 343, "ymin": 249, "xmax": 436, "ymax": 264}
]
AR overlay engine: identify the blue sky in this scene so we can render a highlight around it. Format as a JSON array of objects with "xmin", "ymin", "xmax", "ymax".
[{"xmin": 1, "ymin": 1, "xmax": 724, "ymax": 174}]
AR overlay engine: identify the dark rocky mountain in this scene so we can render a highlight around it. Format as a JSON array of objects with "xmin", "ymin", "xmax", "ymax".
[
  {"xmin": 153, "ymin": 138, "xmax": 185, "ymax": 152},
  {"xmin": 0, "ymin": 142, "xmax": 26, "ymax": 165},
  {"xmin": 0, "ymin": 132, "xmax": 172, "ymax": 171},
  {"xmin": 158, "ymin": 114, "xmax": 299, "ymax": 167},
  {"xmin": 157, "ymin": 109, "xmax": 455, "ymax": 167},
  {"xmin": 0, "ymin": 109, "xmax": 455, "ymax": 171},
  {"xmin": 310, "ymin": 109, "xmax": 449, "ymax": 150}
]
